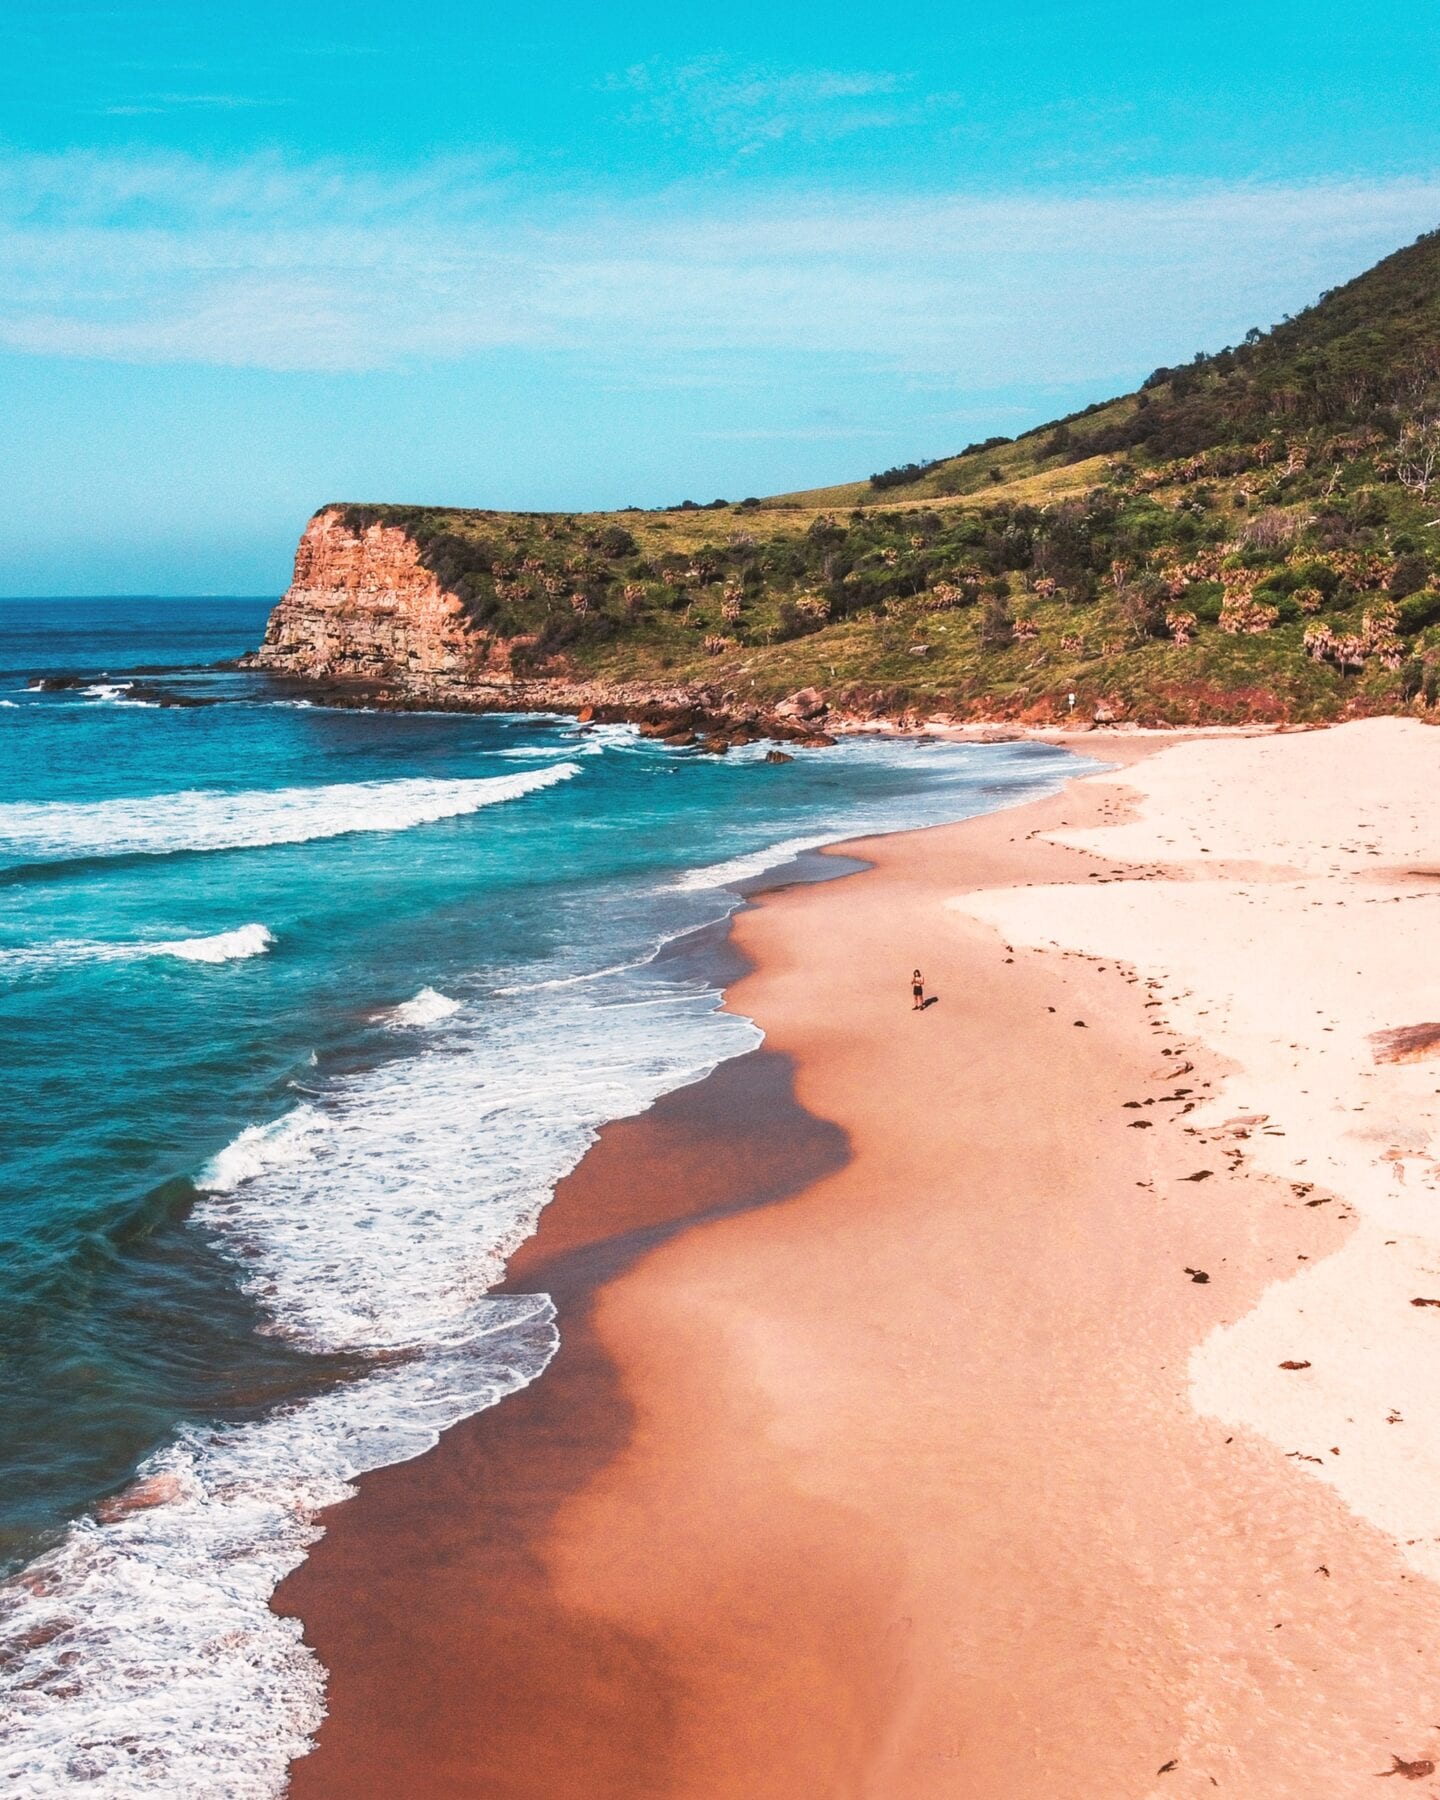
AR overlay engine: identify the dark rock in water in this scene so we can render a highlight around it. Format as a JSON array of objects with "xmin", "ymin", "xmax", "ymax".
[
  {"xmin": 137, "ymin": 685, "xmax": 221, "ymax": 708},
  {"xmin": 764, "ymin": 749, "xmax": 794, "ymax": 764},
  {"xmin": 25, "ymin": 672, "xmax": 220, "ymax": 707}
]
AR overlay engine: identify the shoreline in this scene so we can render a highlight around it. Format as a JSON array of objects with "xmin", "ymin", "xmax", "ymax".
[
  {"xmin": 233, "ymin": 657, "xmax": 1321, "ymax": 748},
  {"xmin": 278, "ymin": 720, "xmax": 1440, "ymax": 1796},
  {"xmin": 274, "ymin": 1045, "xmax": 847, "ymax": 1797}
]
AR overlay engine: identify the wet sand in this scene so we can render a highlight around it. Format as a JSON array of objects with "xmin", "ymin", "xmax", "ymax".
[
  {"xmin": 274, "ymin": 1044, "xmax": 849, "ymax": 1798},
  {"xmin": 278, "ymin": 724, "xmax": 1440, "ymax": 1797}
]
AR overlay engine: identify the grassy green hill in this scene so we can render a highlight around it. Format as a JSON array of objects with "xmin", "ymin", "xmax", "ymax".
[{"xmin": 329, "ymin": 230, "xmax": 1440, "ymax": 724}]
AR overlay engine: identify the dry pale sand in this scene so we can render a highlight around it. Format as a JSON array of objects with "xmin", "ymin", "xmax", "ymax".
[
  {"xmin": 960, "ymin": 722, "xmax": 1440, "ymax": 1572},
  {"xmin": 283, "ymin": 720, "xmax": 1440, "ymax": 1797}
]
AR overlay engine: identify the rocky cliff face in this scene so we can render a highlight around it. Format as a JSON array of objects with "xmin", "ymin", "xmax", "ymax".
[
  {"xmin": 251, "ymin": 508, "xmax": 510, "ymax": 684},
  {"xmin": 248, "ymin": 507, "xmax": 835, "ymax": 746}
]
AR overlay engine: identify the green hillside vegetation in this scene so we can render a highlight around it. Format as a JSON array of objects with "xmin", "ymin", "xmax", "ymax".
[{"xmin": 332, "ymin": 229, "xmax": 1440, "ymax": 724}]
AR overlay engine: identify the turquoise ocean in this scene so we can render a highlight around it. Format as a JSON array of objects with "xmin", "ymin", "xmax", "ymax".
[{"xmin": 0, "ymin": 596, "xmax": 1079, "ymax": 1794}]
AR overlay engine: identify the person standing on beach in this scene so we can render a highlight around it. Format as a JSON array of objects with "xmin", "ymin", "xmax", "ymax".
[{"xmin": 912, "ymin": 969, "xmax": 925, "ymax": 1010}]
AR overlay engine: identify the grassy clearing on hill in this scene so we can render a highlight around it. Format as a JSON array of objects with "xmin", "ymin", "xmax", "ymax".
[{"xmin": 331, "ymin": 231, "xmax": 1440, "ymax": 723}]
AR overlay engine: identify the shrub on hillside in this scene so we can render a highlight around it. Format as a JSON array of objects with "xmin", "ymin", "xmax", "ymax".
[
  {"xmin": 1118, "ymin": 574, "xmax": 1170, "ymax": 640},
  {"xmin": 1389, "ymin": 551, "xmax": 1430, "ymax": 597},
  {"xmin": 979, "ymin": 592, "xmax": 1016, "ymax": 650},
  {"xmin": 1398, "ymin": 589, "xmax": 1440, "ymax": 633},
  {"xmin": 870, "ymin": 459, "xmax": 946, "ymax": 491},
  {"xmin": 588, "ymin": 524, "xmax": 638, "ymax": 558}
]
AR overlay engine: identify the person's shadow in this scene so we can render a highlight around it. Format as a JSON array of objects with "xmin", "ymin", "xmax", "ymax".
[{"xmin": 921, "ymin": 995, "xmax": 939, "ymax": 1009}]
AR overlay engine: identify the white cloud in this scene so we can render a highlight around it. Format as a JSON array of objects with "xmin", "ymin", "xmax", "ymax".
[
  {"xmin": 1, "ymin": 152, "xmax": 1438, "ymax": 381},
  {"xmin": 99, "ymin": 93, "xmax": 283, "ymax": 116},
  {"xmin": 604, "ymin": 59, "xmax": 912, "ymax": 153}
]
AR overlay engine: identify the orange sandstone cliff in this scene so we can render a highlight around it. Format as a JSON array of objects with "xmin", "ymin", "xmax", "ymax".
[
  {"xmin": 251, "ymin": 508, "xmax": 516, "ymax": 687},
  {"xmin": 247, "ymin": 508, "xmax": 830, "ymax": 744}
]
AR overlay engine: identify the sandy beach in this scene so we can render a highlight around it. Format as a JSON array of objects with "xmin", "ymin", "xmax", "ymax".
[{"xmin": 277, "ymin": 718, "xmax": 1440, "ymax": 1797}]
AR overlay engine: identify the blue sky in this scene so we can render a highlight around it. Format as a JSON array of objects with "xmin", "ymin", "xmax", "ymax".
[{"xmin": 5, "ymin": 1, "xmax": 1440, "ymax": 594}]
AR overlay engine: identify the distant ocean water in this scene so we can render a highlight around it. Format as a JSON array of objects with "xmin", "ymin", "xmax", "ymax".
[{"xmin": 0, "ymin": 597, "xmax": 1081, "ymax": 1794}]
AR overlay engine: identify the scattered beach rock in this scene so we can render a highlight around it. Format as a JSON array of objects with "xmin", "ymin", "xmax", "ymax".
[
  {"xmin": 1217, "ymin": 1112, "xmax": 1269, "ymax": 1138},
  {"xmin": 763, "ymin": 750, "xmax": 794, "ymax": 765},
  {"xmin": 1410, "ymin": 1297, "xmax": 1440, "ymax": 1308},
  {"xmin": 1376, "ymin": 1754, "xmax": 1435, "ymax": 1779},
  {"xmin": 1185, "ymin": 1267, "xmax": 1210, "ymax": 1283},
  {"xmin": 1182, "ymin": 1170, "xmax": 1214, "ymax": 1182},
  {"xmin": 1279, "ymin": 1360, "xmax": 1312, "ymax": 1370}
]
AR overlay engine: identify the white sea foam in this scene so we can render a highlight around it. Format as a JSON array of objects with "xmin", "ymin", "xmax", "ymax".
[
  {"xmin": 0, "ymin": 1295, "xmax": 556, "ymax": 1799},
  {"xmin": 0, "ymin": 763, "xmax": 580, "ymax": 864},
  {"xmin": 0, "ymin": 960, "xmax": 760, "ymax": 1793},
  {"xmin": 194, "ymin": 974, "xmax": 758, "ymax": 1355},
  {"xmin": 490, "ymin": 921, "xmax": 701, "ymax": 994},
  {"xmin": 162, "ymin": 923, "xmax": 275, "ymax": 963},
  {"xmin": 199, "ymin": 1107, "xmax": 325, "ymax": 1195},
  {"xmin": 674, "ymin": 739, "xmax": 1082, "ymax": 892},
  {"xmin": 80, "ymin": 681, "xmax": 160, "ymax": 708},
  {"xmin": 0, "ymin": 923, "xmax": 276, "ymax": 977},
  {"xmin": 380, "ymin": 986, "xmax": 463, "ymax": 1027},
  {"xmin": 672, "ymin": 832, "xmax": 830, "ymax": 892}
]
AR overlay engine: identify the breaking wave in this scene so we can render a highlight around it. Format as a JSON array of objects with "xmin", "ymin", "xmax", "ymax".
[
  {"xmin": 0, "ymin": 1296, "xmax": 556, "ymax": 1798},
  {"xmin": 81, "ymin": 682, "xmax": 158, "ymax": 707},
  {"xmin": 379, "ymin": 986, "xmax": 463, "ymax": 1028},
  {"xmin": 0, "ymin": 923, "xmax": 275, "ymax": 977},
  {"xmin": 0, "ymin": 764, "xmax": 581, "ymax": 865},
  {"xmin": 672, "ymin": 833, "xmax": 831, "ymax": 892},
  {"xmin": 0, "ymin": 956, "xmax": 760, "ymax": 1794}
]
